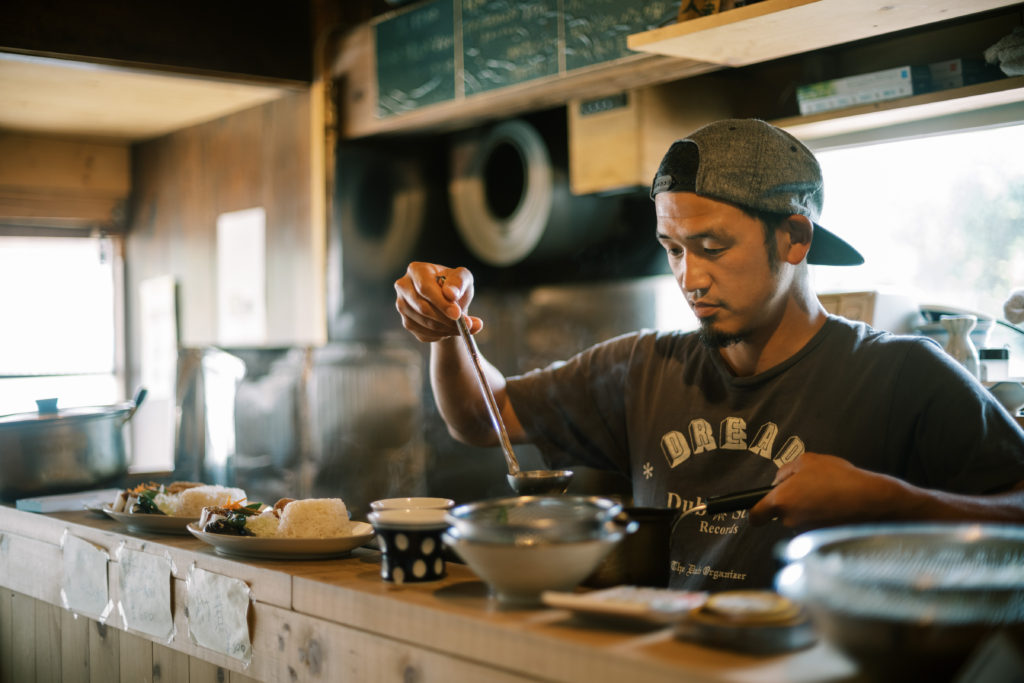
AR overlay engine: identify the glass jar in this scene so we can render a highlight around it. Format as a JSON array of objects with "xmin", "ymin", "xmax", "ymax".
[{"xmin": 979, "ymin": 348, "xmax": 1010, "ymax": 382}]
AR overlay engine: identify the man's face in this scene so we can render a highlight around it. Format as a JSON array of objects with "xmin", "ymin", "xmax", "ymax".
[{"xmin": 655, "ymin": 192, "xmax": 785, "ymax": 348}]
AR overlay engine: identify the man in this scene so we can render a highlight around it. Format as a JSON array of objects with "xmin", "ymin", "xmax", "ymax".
[{"xmin": 394, "ymin": 118, "xmax": 1024, "ymax": 589}]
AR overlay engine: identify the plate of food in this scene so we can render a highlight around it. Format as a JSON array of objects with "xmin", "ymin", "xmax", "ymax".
[
  {"xmin": 104, "ymin": 481, "xmax": 247, "ymax": 535},
  {"xmin": 188, "ymin": 497, "xmax": 375, "ymax": 560}
]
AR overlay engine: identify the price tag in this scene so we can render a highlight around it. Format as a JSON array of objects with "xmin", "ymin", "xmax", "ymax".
[
  {"xmin": 118, "ymin": 547, "xmax": 173, "ymax": 640},
  {"xmin": 61, "ymin": 532, "xmax": 110, "ymax": 620},
  {"xmin": 186, "ymin": 565, "xmax": 252, "ymax": 663}
]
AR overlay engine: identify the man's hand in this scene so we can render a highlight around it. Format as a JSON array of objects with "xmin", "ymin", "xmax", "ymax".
[
  {"xmin": 394, "ymin": 262, "xmax": 483, "ymax": 342},
  {"xmin": 749, "ymin": 452, "xmax": 908, "ymax": 529}
]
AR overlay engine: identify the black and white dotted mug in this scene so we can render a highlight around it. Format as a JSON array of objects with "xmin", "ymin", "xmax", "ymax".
[{"xmin": 368, "ymin": 509, "xmax": 449, "ymax": 584}]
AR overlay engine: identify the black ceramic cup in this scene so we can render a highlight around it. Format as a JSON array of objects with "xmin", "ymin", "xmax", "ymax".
[{"xmin": 368, "ymin": 509, "xmax": 449, "ymax": 584}]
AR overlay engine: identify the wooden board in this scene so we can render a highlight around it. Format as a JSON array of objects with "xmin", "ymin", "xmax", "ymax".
[
  {"xmin": 0, "ymin": 54, "xmax": 290, "ymax": 142},
  {"xmin": 567, "ymin": 76, "xmax": 737, "ymax": 194},
  {"xmin": 627, "ymin": 0, "xmax": 1022, "ymax": 66},
  {"xmin": 0, "ymin": 505, "xmax": 863, "ymax": 683}
]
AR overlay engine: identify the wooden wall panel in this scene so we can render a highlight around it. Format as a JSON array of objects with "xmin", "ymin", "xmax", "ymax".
[
  {"xmin": 35, "ymin": 600, "xmax": 63, "ymax": 682},
  {"xmin": 0, "ymin": 133, "xmax": 131, "ymax": 229},
  {"xmin": 0, "ymin": 589, "xmax": 10, "ymax": 683},
  {"xmin": 88, "ymin": 620, "xmax": 121, "ymax": 683},
  {"xmin": 61, "ymin": 608, "xmax": 91, "ymax": 683},
  {"xmin": 11, "ymin": 592, "xmax": 36, "ymax": 682},
  {"xmin": 127, "ymin": 89, "xmax": 324, "ymax": 350},
  {"xmin": 152, "ymin": 643, "xmax": 190, "ymax": 683}
]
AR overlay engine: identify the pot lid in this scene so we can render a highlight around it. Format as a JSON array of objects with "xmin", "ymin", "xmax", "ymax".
[{"xmin": 0, "ymin": 390, "xmax": 145, "ymax": 427}]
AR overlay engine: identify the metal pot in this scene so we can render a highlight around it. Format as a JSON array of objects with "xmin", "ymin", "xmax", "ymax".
[
  {"xmin": 0, "ymin": 388, "xmax": 146, "ymax": 501},
  {"xmin": 584, "ymin": 506, "xmax": 681, "ymax": 588}
]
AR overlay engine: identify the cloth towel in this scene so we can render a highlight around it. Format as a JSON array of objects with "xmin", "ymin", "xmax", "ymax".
[
  {"xmin": 1004, "ymin": 288, "xmax": 1024, "ymax": 325},
  {"xmin": 985, "ymin": 26, "xmax": 1024, "ymax": 76}
]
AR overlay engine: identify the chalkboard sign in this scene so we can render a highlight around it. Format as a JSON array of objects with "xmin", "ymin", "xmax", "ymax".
[
  {"xmin": 374, "ymin": 0, "xmax": 680, "ymax": 117},
  {"xmin": 461, "ymin": 0, "xmax": 559, "ymax": 96},
  {"xmin": 563, "ymin": 0, "xmax": 678, "ymax": 72},
  {"xmin": 375, "ymin": 1, "xmax": 457, "ymax": 117}
]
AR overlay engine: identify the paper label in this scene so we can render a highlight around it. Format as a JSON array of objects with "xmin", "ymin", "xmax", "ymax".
[
  {"xmin": 186, "ymin": 565, "xmax": 252, "ymax": 663},
  {"xmin": 118, "ymin": 548, "xmax": 174, "ymax": 640},
  {"xmin": 61, "ymin": 533, "xmax": 110, "ymax": 620}
]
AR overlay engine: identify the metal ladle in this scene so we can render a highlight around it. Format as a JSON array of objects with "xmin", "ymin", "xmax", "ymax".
[{"xmin": 452, "ymin": 311, "xmax": 573, "ymax": 495}]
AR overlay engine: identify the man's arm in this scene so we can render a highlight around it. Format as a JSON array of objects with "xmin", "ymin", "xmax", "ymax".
[
  {"xmin": 749, "ymin": 452, "xmax": 1024, "ymax": 528},
  {"xmin": 395, "ymin": 261, "xmax": 526, "ymax": 448}
]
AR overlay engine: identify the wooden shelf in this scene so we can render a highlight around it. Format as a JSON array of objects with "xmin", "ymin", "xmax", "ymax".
[
  {"xmin": 332, "ymin": 22, "xmax": 720, "ymax": 140},
  {"xmin": 772, "ymin": 75, "xmax": 1024, "ymax": 140},
  {"xmin": 627, "ymin": 0, "xmax": 1021, "ymax": 66}
]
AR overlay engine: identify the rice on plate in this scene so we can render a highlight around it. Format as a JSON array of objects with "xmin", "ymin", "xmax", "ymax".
[
  {"xmin": 198, "ymin": 497, "xmax": 352, "ymax": 538},
  {"xmin": 277, "ymin": 498, "xmax": 351, "ymax": 538},
  {"xmin": 113, "ymin": 481, "xmax": 246, "ymax": 517}
]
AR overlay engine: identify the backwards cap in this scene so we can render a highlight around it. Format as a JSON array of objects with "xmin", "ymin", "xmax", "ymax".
[{"xmin": 651, "ymin": 118, "xmax": 863, "ymax": 266}]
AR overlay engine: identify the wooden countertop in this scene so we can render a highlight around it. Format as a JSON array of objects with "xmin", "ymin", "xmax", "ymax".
[{"xmin": 0, "ymin": 505, "xmax": 864, "ymax": 682}]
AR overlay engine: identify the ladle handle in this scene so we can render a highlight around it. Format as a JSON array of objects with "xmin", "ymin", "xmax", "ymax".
[
  {"xmin": 674, "ymin": 485, "xmax": 775, "ymax": 531},
  {"xmin": 455, "ymin": 315, "xmax": 521, "ymax": 475},
  {"xmin": 705, "ymin": 486, "xmax": 774, "ymax": 514}
]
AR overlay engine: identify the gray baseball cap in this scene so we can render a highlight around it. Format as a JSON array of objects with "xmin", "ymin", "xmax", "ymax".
[{"xmin": 651, "ymin": 118, "xmax": 863, "ymax": 266}]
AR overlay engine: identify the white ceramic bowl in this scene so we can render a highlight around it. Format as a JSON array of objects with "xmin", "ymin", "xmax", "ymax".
[
  {"xmin": 370, "ymin": 497, "xmax": 455, "ymax": 511},
  {"xmin": 986, "ymin": 380, "xmax": 1024, "ymax": 416},
  {"xmin": 446, "ymin": 495, "xmax": 623, "ymax": 545},
  {"xmin": 443, "ymin": 526, "xmax": 625, "ymax": 606}
]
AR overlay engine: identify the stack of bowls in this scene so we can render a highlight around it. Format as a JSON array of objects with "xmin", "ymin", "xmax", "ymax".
[
  {"xmin": 443, "ymin": 495, "xmax": 633, "ymax": 605},
  {"xmin": 368, "ymin": 497, "xmax": 456, "ymax": 584}
]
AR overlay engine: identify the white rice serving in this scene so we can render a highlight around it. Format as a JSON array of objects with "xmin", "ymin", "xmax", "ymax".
[
  {"xmin": 246, "ymin": 508, "xmax": 281, "ymax": 537},
  {"xmin": 276, "ymin": 498, "xmax": 351, "ymax": 538},
  {"xmin": 157, "ymin": 485, "xmax": 246, "ymax": 517}
]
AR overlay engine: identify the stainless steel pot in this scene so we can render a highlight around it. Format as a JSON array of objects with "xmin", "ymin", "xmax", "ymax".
[{"xmin": 0, "ymin": 388, "xmax": 146, "ymax": 500}]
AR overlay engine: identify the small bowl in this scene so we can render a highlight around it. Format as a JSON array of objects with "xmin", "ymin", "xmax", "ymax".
[
  {"xmin": 986, "ymin": 380, "xmax": 1024, "ymax": 416},
  {"xmin": 443, "ymin": 525, "xmax": 625, "ymax": 606},
  {"xmin": 368, "ymin": 509, "xmax": 450, "ymax": 584},
  {"xmin": 370, "ymin": 497, "xmax": 455, "ymax": 511}
]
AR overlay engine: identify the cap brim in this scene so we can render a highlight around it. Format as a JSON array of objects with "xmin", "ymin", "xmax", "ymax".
[{"xmin": 808, "ymin": 223, "xmax": 863, "ymax": 266}]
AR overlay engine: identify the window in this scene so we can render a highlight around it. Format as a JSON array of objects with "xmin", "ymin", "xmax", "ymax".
[
  {"xmin": 0, "ymin": 235, "xmax": 120, "ymax": 415},
  {"xmin": 809, "ymin": 122, "xmax": 1024, "ymax": 319}
]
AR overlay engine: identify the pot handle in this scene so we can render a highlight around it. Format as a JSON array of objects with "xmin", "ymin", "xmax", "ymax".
[{"xmin": 124, "ymin": 387, "xmax": 148, "ymax": 422}]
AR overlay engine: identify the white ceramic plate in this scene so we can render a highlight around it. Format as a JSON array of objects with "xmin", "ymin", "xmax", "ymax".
[
  {"xmin": 103, "ymin": 505, "xmax": 198, "ymax": 535},
  {"xmin": 542, "ymin": 587, "xmax": 708, "ymax": 626},
  {"xmin": 186, "ymin": 522, "xmax": 375, "ymax": 560}
]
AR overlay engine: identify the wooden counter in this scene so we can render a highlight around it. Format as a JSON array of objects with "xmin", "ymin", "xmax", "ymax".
[{"xmin": 0, "ymin": 505, "xmax": 863, "ymax": 682}]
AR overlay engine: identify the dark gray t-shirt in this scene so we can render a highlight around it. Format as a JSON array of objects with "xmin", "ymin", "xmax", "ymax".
[{"xmin": 505, "ymin": 316, "xmax": 1024, "ymax": 590}]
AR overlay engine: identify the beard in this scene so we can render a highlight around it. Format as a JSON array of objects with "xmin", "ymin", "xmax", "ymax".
[{"xmin": 697, "ymin": 318, "xmax": 750, "ymax": 348}]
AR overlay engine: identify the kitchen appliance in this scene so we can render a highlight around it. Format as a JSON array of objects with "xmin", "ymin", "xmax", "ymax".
[{"xmin": 0, "ymin": 388, "xmax": 146, "ymax": 501}]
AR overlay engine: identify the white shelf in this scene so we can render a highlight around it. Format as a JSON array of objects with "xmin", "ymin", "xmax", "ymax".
[{"xmin": 773, "ymin": 75, "xmax": 1024, "ymax": 140}]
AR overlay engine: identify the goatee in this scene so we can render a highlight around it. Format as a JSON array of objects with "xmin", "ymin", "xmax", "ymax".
[{"xmin": 697, "ymin": 320, "xmax": 748, "ymax": 348}]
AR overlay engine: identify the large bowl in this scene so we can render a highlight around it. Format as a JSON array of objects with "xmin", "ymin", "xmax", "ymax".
[
  {"xmin": 775, "ymin": 523, "xmax": 1024, "ymax": 680},
  {"xmin": 446, "ymin": 495, "xmax": 623, "ymax": 546},
  {"xmin": 443, "ymin": 525, "xmax": 625, "ymax": 605}
]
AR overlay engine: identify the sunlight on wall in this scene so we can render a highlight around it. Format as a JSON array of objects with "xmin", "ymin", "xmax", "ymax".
[
  {"xmin": 811, "ymin": 122, "xmax": 1024, "ymax": 320},
  {"xmin": 0, "ymin": 236, "xmax": 117, "ymax": 414}
]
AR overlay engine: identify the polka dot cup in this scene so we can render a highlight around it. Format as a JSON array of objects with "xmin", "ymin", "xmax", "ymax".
[{"xmin": 368, "ymin": 509, "xmax": 449, "ymax": 584}]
